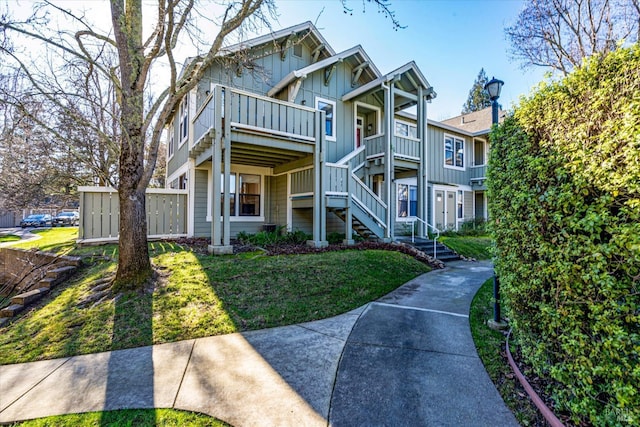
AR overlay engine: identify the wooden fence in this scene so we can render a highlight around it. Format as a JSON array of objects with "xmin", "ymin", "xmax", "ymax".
[{"xmin": 78, "ymin": 187, "xmax": 188, "ymax": 243}]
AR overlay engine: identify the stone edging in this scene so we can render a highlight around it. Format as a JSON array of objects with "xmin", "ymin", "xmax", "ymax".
[{"xmin": 505, "ymin": 330, "xmax": 565, "ymax": 427}]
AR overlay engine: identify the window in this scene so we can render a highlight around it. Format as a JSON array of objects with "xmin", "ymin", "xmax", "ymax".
[
  {"xmin": 474, "ymin": 139, "xmax": 485, "ymax": 166},
  {"xmin": 220, "ymin": 173, "xmax": 260, "ymax": 217},
  {"xmin": 445, "ymin": 135, "xmax": 465, "ymax": 169},
  {"xmin": 457, "ymin": 190, "xmax": 463, "ymax": 219},
  {"xmin": 168, "ymin": 125, "xmax": 175, "ymax": 158},
  {"xmin": 397, "ymin": 184, "xmax": 417, "ymax": 218},
  {"xmin": 395, "ymin": 120, "xmax": 417, "ymax": 139},
  {"xmin": 316, "ymin": 98, "xmax": 336, "ymax": 141},
  {"xmin": 178, "ymin": 95, "xmax": 189, "ymax": 144}
]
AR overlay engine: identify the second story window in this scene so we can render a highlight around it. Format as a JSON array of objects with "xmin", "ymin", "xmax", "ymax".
[
  {"xmin": 179, "ymin": 95, "xmax": 189, "ymax": 144},
  {"xmin": 445, "ymin": 135, "xmax": 465, "ymax": 169},
  {"xmin": 168, "ymin": 123, "xmax": 175, "ymax": 159},
  {"xmin": 395, "ymin": 120, "xmax": 417, "ymax": 139},
  {"xmin": 316, "ymin": 97, "xmax": 336, "ymax": 141}
]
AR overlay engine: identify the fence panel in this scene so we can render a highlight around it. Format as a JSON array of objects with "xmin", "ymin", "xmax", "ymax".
[{"xmin": 78, "ymin": 187, "xmax": 188, "ymax": 242}]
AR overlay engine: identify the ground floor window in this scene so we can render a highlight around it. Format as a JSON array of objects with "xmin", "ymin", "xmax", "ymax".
[
  {"xmin": 397, "ymin": 184, "xmax": 417, "ymax": 218},
  {"xmin": 221, "ymin": 173, "xmax": 261, "ymax": 216}
]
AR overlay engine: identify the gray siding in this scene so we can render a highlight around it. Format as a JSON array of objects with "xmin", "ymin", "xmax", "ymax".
[
  {"xmin": 291, "ymin": 208, "xmax": 313, "ymax": 234},
  {"xmin": 167, "ymin": 122, "xmax": 190, "ymax": 179},
  {"xmin": 194, "ymin": 169, "xmax": 210, "ymax": 237},
  {"xmin": 427, "ymin": 126, "xmax": 472, "ymax": 186},
  {"xmin": 464, "ymin": 191, "xmax": 474, "ymax": 221},
  {"xmin": 268, "ymin": 175, "xmax": 288, "ymax": 226}
]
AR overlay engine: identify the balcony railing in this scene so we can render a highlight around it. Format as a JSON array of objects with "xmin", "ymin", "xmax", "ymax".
[
  {"xmin": 363, "ymin": 134, "xmax": 420, "ymax": 161},
  {"xmin": 470, "ymin": 164, "xmax": 488, "ymax": 180},
  {"xmin": 192, "ymin": 85, "xmax": 318, "ymax": 153}
]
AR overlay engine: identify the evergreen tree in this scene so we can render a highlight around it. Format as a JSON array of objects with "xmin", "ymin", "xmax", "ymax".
[{"xmin": 462, "ymin": 68, "xmax": 491, "ymax": 114}]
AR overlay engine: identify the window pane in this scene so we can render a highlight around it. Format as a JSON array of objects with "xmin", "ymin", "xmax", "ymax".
[
  {"xmin": 409, "ymin": 125, "xmax": 417, "ymax": 139},
  {"xmin": 397, "ymin": 184, "xmax": 408, "ymax": 217},
  {"xmin": 456, "ymin": 139, "xmax": 464, "ymax": 167},
  {"xmin": 395, "ymin": 121, "xmax": 408, "ymax": 136},
  {"xmin": 317, "ymin": 100, "xmax": 335, "ymax": 138},
  {"xmin": 239, "ymin": 174, "xmax": 260, "ymax": 216},
  {"xmin": 409, "ymin": 186, "xmax": 417, "ymax": 217},
  {"xmin": 444, "ymin": 137, "xmax": 453, "ymax": 166}
]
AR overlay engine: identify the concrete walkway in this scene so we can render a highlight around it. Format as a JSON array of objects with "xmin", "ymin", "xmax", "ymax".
[{"xmin": 0, "ymin": 260, "xmax": 519, "ymax": 426}]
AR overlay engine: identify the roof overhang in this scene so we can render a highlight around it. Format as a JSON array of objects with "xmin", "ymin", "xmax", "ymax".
[
  {"xmin": 267, "ymin": 45, "xmax": 381, "ymax": 98},
  {"xmin": 342, "ymin": 61, "xmax": 436, "ymax": 107}
]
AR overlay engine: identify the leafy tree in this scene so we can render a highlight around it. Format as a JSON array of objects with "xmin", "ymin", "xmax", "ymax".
[
  {"xmin": 488, "ymin": 44, "xmax": 640, "ymax": 425},
  {"xmin": 506, "ymin": 0, "xmax": 640, "ymax": 75},
  {"xmin": 461, "ymin": 68, "xmax": 491, "ymax": 114}
]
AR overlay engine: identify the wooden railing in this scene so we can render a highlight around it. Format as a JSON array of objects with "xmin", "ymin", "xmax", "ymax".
[
  {"xmin": 363, "ymin": 134, "xmax": 420, "ymax": 161},
  {"xmin": 290, "ymin": 168, "xmax": 314, "ymax": 195},
  {"xmin": 470, "ymin": 165, "xmax": 488, "ymax": 180},
  {"xmin": 78, "ymin": 187, "xmax": 188, "ymax": 243},
  {"xmin": 351, "ymin": 174, "xmax": 387, "ymax": 226},
  {"xmin": 228, "ymin": 87, "xmax": 317, "ymax": 142},
  {"xmin": 325, "ymin": 164, "xmax": 349, "ymax": 195}
]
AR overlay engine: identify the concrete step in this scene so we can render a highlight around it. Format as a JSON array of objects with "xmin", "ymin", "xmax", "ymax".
[
  {"xmin": 45, "ymin": 266, "xmax": 76, "ymax": 279},
  {"xmin": 0, "ymin": 303, "xmax": 25, "ymax": 318},
  {"xmin": 11, "ymin": 288, "xmax": 49, "ymax": 305},
  {"xmin": 37, "ymin": 278, "xmax": 57, "ymax": 290}
]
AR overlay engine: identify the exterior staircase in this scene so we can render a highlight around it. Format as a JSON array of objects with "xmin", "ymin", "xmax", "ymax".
[{"xmin": 396, "ymin": 237, "xmax": 461, "ymax": 262}]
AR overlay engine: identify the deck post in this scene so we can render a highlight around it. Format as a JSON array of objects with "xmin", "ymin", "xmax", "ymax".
[
  {"xmin": 209, "ymin": 87, "xmax": 232, "ymax": 255},
  {"xmin": 417, "ymin": 86, "xmax": 428, "ymax": 238},
  {"xmin": 344, "ymin": 164, "xmax": 354, "ymax": 245},
  {"xmin": 308, "ymin": 110, "xmax": 328, "ymax": 248},
  {"xmin": 222, "ymin": 87, "xmax": 232, "ymax": 247},
  {"xmin": 383, "ymin": 81, "xmax": 394, "ymax": 242}
]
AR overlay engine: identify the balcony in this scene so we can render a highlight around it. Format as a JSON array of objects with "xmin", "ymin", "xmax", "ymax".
[
  {"xmin": 363, "ymin": 134, "xmax": 420, "ymax": 165},
  {"xmin": 190, "ymin": 86, "xmax": 319, "ymax": 167}
]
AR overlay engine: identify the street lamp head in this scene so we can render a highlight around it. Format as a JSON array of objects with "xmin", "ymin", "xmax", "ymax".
[{"xmin": 484, "ymin": 77, "xmax": 504, "ymax": 101}]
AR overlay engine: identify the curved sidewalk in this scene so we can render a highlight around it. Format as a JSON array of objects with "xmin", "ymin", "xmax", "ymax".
[{"xmin": 0, "ymin": 260, "xmax": 518, "ymax": 426}]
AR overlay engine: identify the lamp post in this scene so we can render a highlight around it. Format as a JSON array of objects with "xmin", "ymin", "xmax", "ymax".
[{"xmin": 484, "ymin": 76, "xmax": 507, "ymax": 329}]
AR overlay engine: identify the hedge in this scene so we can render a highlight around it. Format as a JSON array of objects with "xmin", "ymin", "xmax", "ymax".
[{"xmin": 488, "ymin": 45, "xmax": 640, "ymax": 426}]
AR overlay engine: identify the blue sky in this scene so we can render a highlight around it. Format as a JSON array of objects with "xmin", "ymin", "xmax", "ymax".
[{"xmin": 270, "ymin": 0, "xmax": 548, "ymax": 120}]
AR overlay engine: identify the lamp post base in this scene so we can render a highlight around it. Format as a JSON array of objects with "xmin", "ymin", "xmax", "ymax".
[{"xmin": 487, "ymin": 319, "xmax": 509, "ymax": 331}]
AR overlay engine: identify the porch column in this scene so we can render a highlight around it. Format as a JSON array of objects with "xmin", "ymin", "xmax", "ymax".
[
  {"xmin": 383, "ymin": 80, "xmax": 395, "ymax": 241},
  {"xmin": 308, "ymin": 110, "xmax": 328, "ymax": 248},
  {"xmin": 344, "ymin": 163, "xmax": 354, "ymax": 245},
  {"xmin": 209, "ymin": 87, "xmax": 232, "ymax": 255},
  {"xmin": 222, "ymin": 88, "xmax": 232, "ymax": 247},
  {"xmin": 417, "ymin": 87, "xmax": 428, "ymax": 238}
]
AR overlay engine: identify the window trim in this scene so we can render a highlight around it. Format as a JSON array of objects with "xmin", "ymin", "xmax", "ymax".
[
  {"xmin": 219, "ymin": 171, "xmax": 264, "ymax": 220},
  {"xmin": 444, "ymin": 133, "xmax": 465, "ymax": 171},
  {"xmin": 167, "ymin": 121, "xmax": 175, "ymax": 160},
  {"xmin": 472, "ymin": 137, "xmax": 488, "ymax": 167},
  {"xmin": 394, "ymin": 119, "xmax": 419, "ymax": 141},
  {"xmin": 396, "ymin": 179, "xmax": 418, "ymax": 221},
  {"xmin": 315, "ymin": 97, "xmax": 337, "ymax": 142},
  {"xmin": 178, "ymin": 95, "xmax": 189, "ymax": 147}
]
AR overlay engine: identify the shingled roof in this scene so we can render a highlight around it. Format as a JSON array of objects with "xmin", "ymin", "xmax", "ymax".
[{"xmin": 440, "ymin": 106, "xmax": 505, "ymax": 134}]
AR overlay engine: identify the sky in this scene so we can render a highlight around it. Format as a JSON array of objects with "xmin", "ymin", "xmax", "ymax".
[
  {"xmin": 268, "ymin": 0, "xmax": 548, "ymax": 120},
  {"xmin": 6, "ymin": 0, "xmax": 550, "ymax": 121}
]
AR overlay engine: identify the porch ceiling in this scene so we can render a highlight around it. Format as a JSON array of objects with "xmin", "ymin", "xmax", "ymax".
[{"xmin": 230, "ymin": 142, "xmax": 311, "ymax": 168}]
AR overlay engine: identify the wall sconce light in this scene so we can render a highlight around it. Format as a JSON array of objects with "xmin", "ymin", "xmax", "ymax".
[
  {"xmin": 301, "ymin": 100, "xmax": 306, "ymax": 106},
  {"xmin": 436, "ymin": 196, "xmax": 442, "ymax": 202},
  {"xmin": 367, "ymin": 124, "xmax": 373, "ymax": 132},
  {"xmin": 205, "ymin": 90, "xmax": 210, "ymax": 96}
]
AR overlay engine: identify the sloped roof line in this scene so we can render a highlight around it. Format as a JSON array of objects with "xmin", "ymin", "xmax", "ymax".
[
  {"xmin": 342, "ymin": 61, "xmax": 436, "ymax": 102},
  {"xmin": 267, "ymin": 45, "xmax": 381, "ymax": 98},
  {"xmin": 219, "ymin": 21, "xmax": 336, "ymax": 57}
]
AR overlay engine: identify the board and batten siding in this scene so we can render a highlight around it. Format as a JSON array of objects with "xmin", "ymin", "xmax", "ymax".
[
  {"xmin": 78, "ymin": 187, "xmax": 187, "ymax": 243},
  {"xmin": 463, "ymin": 191, "xmax": 474, "ymax": 221},
  {"xmin": 193, "ymin": 169, "xmax": 210, "ymax": 237},
  {"xmin": 268, "ymin": 174, "xmax": 288, "ymax": 226},
  {"xmin": 426, "ymin": 125, "xmax": 473, "ymax": 186}
]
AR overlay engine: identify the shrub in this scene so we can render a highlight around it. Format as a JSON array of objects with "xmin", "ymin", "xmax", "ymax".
[{"xmin": 488, "ymin": 45, "xmax": 640, "ymax": 425}]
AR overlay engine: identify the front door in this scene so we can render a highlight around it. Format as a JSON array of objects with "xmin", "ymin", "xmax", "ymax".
[
  {"xmin": 434, "ymin": 189, "xmax": 457, "ymax": 230},
  {"xmin": 356, "ymin": 116, "xmax": 364, "ymax": 148}
]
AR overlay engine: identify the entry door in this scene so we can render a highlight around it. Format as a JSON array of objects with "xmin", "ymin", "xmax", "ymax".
[
  {"xmin": 434, "ymin": 189, "xmax": 457, "ymax": 230},
  {"xmin": 356, "ymin": 116, "xmax": 364, "ymax": 148}
]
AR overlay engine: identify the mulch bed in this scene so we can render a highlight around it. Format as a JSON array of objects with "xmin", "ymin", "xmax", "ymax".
[{"xmin": 171, "ymin": 238, "xmax": 445, "ymax": 269}]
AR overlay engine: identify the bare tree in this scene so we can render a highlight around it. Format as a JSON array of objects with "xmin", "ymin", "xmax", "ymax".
[
  {"xmin": 1, "ymin": 0, "xmax": 400, "ymax": 290},
  {"xmin": 506, "ymin": 0, "xmax": 640, "ymax": 74}
]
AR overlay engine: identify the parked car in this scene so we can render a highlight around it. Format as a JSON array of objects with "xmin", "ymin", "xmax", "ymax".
[
  {"xmin": 20, "ymin": 214, "xmax": 53, "ymax": 228},
  {"xmin": 53, "ymin": 211, "xmax": 80, "ymax": 227}
]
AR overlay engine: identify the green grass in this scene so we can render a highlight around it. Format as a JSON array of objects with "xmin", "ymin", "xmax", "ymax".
[
  {"xmin": 440, "ymin": 235, "xmax": 493, "ymax": 260},
  {"xmin": 12, "ymin": 408, "xmax": 229, "ymax": 426},
  {"xmin": 11, "ymin": 227, "xmax": 79, "ymax": 255},
  {"xmin": 0, "ymin": 236, "xmax": 430, "ymax": 364},
  {"xmin": 470, "ymin": 279, "xmax": 544, "ymax": 426},
  {"xmin": 0, "ymin": 234, "xmax": 21, "ymax": 243}
]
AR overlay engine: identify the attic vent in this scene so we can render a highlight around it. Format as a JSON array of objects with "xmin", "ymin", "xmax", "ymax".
[{"xmin": 293, "ymin": 43, "xmax": 302, "ymax": 58}]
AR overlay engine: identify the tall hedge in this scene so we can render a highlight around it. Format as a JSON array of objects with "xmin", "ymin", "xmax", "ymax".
[{"xmin": 488, "ymin": 44, "xmax": 640, "ymax": 426}]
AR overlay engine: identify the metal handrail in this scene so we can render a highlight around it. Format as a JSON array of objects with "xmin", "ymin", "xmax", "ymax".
[{"xmin": 409, "ymin": 217, "xmax": 440, "ymax": 259}]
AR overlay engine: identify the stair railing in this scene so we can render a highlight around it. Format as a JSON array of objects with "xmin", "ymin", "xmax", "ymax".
[{"xmin": 409, "ymin": 217, "xmax": 440, "ymax": 259}]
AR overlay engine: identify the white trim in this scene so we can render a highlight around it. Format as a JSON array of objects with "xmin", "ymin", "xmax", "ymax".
[
  {"xmin": 230, "ymin": 122, "xmax": 316, "ymax": 143},
  {"xmin": 315, "ymin": 97, "xmax": 337, "ymax": 142},
  {"xmin": 326, "ymin": 191, "xmax": 348, "ymax": 196},
  {"xmin": 167, "ymin": 121, "xmax": 175, "ymax": 160},
  {"xmin": 472, "ymin": 137, "xmax": 488, "ymax": 167},
  {"xmin": 354, "ymin": 101, "xmax": 382, "ymax": 148},
  {"xmin": 78, "ymin": 186, "xmax": 188, "ymax": 195},
  {"xmin": 394, "ymin": 118, "xmax": 419, "ymax": 140},
  {"xmin": 395, "ymin": 178, "xmax": 418, "ymax": 222},
  {"xmin": 443, "ymin": 133, "xmax": 466, "ymax": 171},
  {"xmin": 290, "ymin": 192, "xmax": 314, "ymax": 198},
  {"xmin": 178, "ymin": 95, "xmax": 189, "ymax": 148}
]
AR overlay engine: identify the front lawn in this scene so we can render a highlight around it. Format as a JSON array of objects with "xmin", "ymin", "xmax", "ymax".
[
  {"xmin": 440, "ymin": 235, "xmax": 493, "ymax": 260},
  {"xmin": 0, "ymin": 230, "xmax": 430, "ymax": 364}
]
